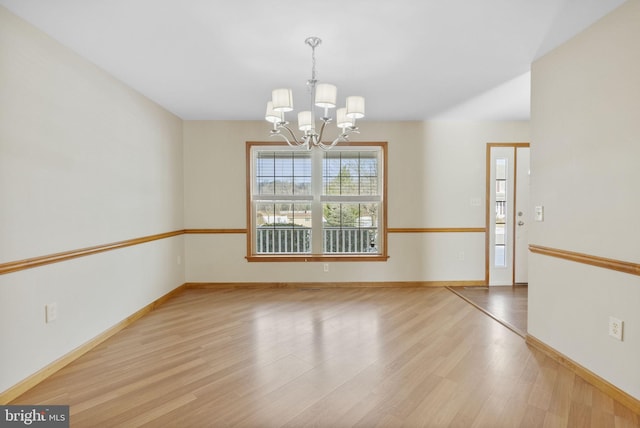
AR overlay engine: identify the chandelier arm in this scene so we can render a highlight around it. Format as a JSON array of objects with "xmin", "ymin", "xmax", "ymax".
[
  {"xmin": 271, "ymin": 131, "xmax": 311, "ymax": 149},
  {"xmin": 279, "ymin": 124, "xmax": 304, "ymax": 146},
  {"xmin": 318, "ymin": 127, "xmax": 355, "ymax": 150},
  {"xmin": 270, "ymin": 131, "xmax": 292, "ymax": 145},
  {"xmin": 319, "ymin": 130, "xmax": 349, "ymax": 150},
  {"xmin": 270, "ymin": 126, "xmax": 305, "ymax": 148},
  {"xmin": 346, "ymin": 127, "xmax": 361, "ymax": 138},
  {"xmin": 318, "ymin": 137, "xmax": 342, "ymax": 151},
  {"xmin": 327, "ymin": 126, "xmax": 360, "ymax": 149},
  {"xmin": 316, "ymin": 119, "xmax": 329, "ymax": 145}
]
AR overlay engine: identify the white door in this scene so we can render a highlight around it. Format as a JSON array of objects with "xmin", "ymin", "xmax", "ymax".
[
  {"xmin": 514, "ymin": 147, "xmax": 530, "ymax": 284},
  {"xmin": 488, "ymin": 144, "xmax": 529, "ymax": 286}
]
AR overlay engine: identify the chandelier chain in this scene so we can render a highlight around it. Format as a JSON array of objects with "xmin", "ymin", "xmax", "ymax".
[{"xmin": 311, "ymin": 43, "xmax": 317, "ymax": 82}]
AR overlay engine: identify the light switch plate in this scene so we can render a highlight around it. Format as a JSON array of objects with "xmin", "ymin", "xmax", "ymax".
[
  {"xmin": 45, "ymin": 303, "xmax": 57, "ymax": 323},
  {"xmin": 535, "ymin": 205, "xmax": 544, "ymax": 221}
]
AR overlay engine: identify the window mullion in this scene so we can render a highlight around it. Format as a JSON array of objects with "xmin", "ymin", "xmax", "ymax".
[{"xmin": 311, "ymin": 149, "xmax": 324, "ymax": 254}]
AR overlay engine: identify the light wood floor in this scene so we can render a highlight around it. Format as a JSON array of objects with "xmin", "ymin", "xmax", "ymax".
[
  {"xmin": 12, "ymin": 288, "xmax": 640, "ymax": 427},
  {"xmin": 448, "ymin": 285, "xmax": 528, "ymax": 337}
]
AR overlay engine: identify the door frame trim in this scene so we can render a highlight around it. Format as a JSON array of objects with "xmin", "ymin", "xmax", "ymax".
[{"xmin": 485, "ymin": 142, "xmax": 530, "ymax": 285}]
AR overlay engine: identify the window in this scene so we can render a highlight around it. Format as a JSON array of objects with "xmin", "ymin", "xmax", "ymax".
[
  {"xmin": 494, "ymin": 158, "xmax": 507, "ymax": 267},
  {"xmin": 246, "ymin": 141, "xmax": 387, "ymax": 261}
]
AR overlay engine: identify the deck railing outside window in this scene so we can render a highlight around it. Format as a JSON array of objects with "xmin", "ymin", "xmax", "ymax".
[{"xmin": 256, "ymin": 227, "xmax": 377, "ymax": 254}]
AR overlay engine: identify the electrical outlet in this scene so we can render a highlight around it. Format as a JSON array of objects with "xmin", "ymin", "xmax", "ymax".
[
  {"xmin": 45, "ymin": 303, "xmax": 58, "ymax": 323},
  {"xmin": 323, "ymin": 263, "xmax": 329, "ymax": 272},
  {"xmin": 609, "ymin": 316, "xmax": 623, "ymax": 341}
]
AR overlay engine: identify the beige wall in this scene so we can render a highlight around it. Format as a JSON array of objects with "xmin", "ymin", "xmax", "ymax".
[
  {"xmin": 183, "ymin": 120, "xmax": 529, "ymax": 282},
  {"xmin": 0, "ymin": 7, "xmax": 185, "ymax": 394},
  {"xmin": 530, "ymin": 0, "xmax": 640, "ymax": 399}
]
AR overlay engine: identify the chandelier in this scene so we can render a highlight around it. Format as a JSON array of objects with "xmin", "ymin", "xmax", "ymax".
[{"xmin": 265, "ymin": 36, "xmax": 365, "ymax": 150}]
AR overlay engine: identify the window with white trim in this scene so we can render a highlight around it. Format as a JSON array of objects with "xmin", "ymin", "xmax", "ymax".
[{"xmin": 246, "ymin": 142, "xmax": 387, "ymax": 261}]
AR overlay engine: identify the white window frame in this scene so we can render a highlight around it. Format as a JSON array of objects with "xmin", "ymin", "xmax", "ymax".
[{"xmin": 246, "ymin": 141, "xmax": 388, "ymax": 262}]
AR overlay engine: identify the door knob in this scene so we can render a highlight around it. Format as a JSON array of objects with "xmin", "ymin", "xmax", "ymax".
[{"xmin": 518, "ymin": 221, "xmax": 525, "ymax": 226}]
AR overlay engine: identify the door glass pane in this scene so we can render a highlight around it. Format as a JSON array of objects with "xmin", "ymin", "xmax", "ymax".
[{"xmin": 495, "ymin": 158, "xmax": 507, "ymax": 267}]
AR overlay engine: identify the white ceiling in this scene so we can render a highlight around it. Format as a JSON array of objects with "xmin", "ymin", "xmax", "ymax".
[{"xmin": 0, "ymin": 0, "xmax": 626, "ymax": 121}]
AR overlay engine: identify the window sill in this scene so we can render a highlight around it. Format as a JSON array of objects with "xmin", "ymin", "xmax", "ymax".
[{"xmin": 246, "ymin": 254, "xmax": 389, "ymax": 262}]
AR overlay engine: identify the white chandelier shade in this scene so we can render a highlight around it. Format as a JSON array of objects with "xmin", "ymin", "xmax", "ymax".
[
  {"xmin": 346, "ymin": 96, "xmax": 365, "ymax": 119},
  {"xmin": 264, "ymin": 36, "xmax": 365, "ymax": 150},
  {"xmin": 271, "ymin": 88, "xmax": 293, "ymax": 112},
  {"xmin": 315, "ymin": 83, "xmax": 337, "ymax": 109},
  {"xmin": 297, "ymin": 111, "xmax": 313, "ymax": 131},
  {"xmin": 336, "ymin": 108, "xmax": 354, "ymax": 129}
]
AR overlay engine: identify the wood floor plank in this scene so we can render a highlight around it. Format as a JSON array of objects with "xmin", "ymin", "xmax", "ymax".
[
  {"xmin": 10, "ymin": 287, "xmax": 640, "ymax": 427},
  {"xmin": 519, "ymin": 405, "xmax": 548, "ymax": 428}
]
